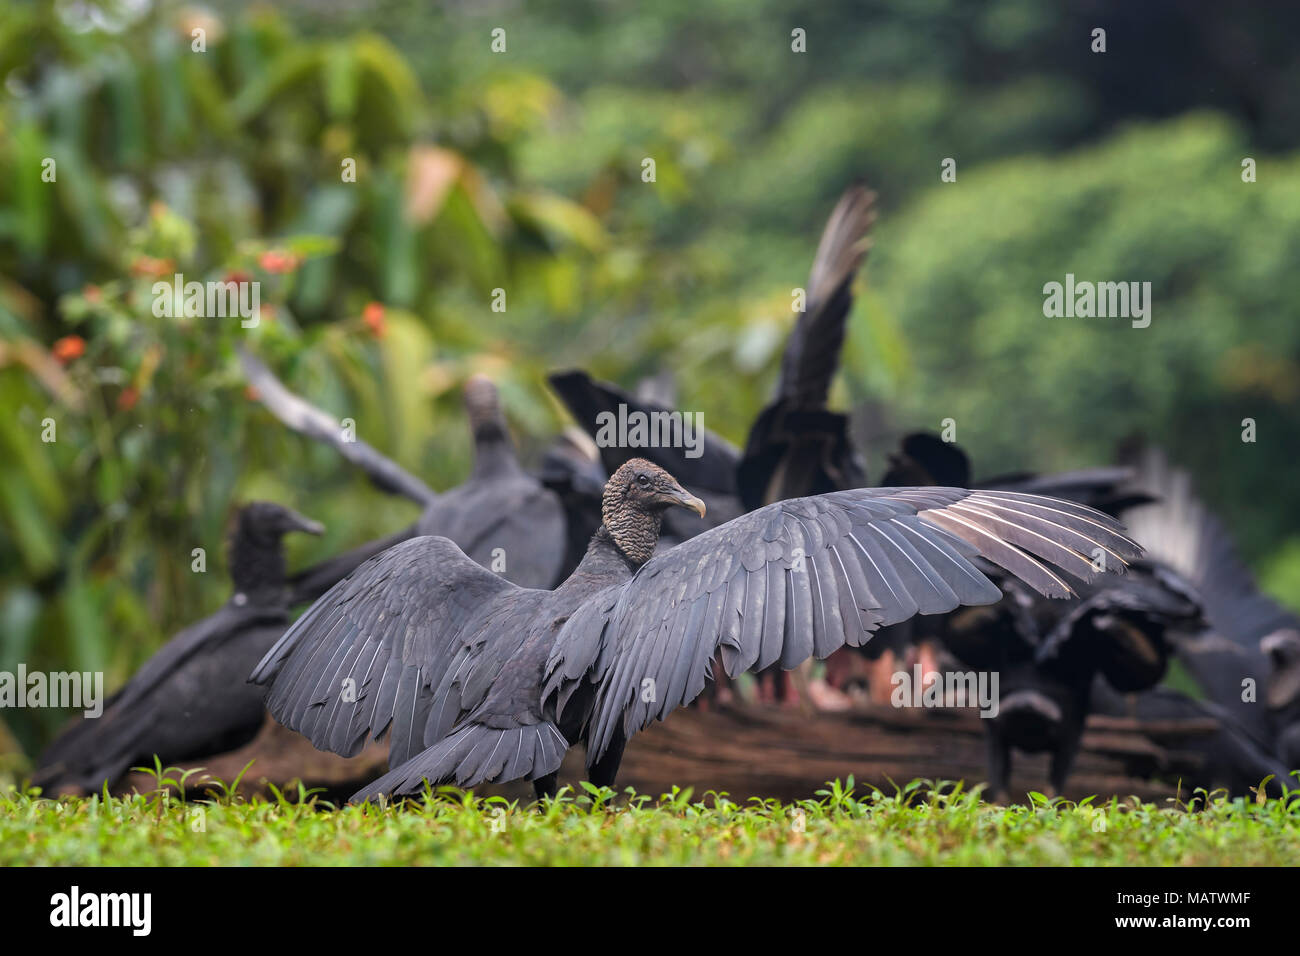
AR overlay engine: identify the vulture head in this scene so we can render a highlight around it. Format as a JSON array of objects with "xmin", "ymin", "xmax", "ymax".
[
  {"xmin": 602, "ymin": 459, "xmax": 706, "ymax": 564},
  {"xmin": 232, "ymin": 501, "xmax": 325, "ymax": 543},
  {"xmin": 228, "ymin": 501, "xmax": 324, "ymax": 598},
  {"xmin": 463, "ymin": 374, "xmax": 505, "ymax": 435}
]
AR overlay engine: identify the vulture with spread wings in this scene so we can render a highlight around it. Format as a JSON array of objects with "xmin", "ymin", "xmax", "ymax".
[{"xmin": 251, "ymin": 458, "xmax": 1142, "ymax": 802}]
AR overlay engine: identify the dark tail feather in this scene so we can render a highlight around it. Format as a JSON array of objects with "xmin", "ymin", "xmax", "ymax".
[
  {"xmin": 777, "ymin": 185, "xmax": 876, "ymax": 409},
  {"xmin": 349, "ymin": 722, "xmax": 568, "ymax": 803}
]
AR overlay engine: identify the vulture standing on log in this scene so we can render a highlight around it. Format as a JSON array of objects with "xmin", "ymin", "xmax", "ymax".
[
  {"xmin": 251, "ymin": 458, "xmax": 1142, "ymax": 801},
  {"xmin": 33, "ymin": 502, "xmax": 325, "ymax": 794},
  {"xmin": 240, "ymin": 347, "xmax": 570, "ymax": 592}
]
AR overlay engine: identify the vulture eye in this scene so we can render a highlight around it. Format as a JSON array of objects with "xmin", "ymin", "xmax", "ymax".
[{"xmin": 636, "ymin": 474, "xmax": 650, "ymax": 487}]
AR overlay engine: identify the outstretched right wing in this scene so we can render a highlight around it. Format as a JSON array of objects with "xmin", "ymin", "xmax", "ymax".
[
  {"xmin": 548, "ymin": 485, "xmax": 1143, "ymax": 763},
  {"xmin": 239, "ymin": 345, "xmax": 438, "ymax": 507},
  {"xmin": 250, "ymin": 536, "xmax": 531, "ymax": 766}
]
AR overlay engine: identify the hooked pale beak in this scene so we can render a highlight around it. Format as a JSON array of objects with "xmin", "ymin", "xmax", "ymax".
[
  {"xmin": 285, "ymin": 509, "xmax": 326, "ymax": 536},
  {"xmin": 664, "ymin": 484, "xmax": 707, "ymax": 518}
]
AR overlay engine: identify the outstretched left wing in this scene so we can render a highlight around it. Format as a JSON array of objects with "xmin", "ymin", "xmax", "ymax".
[{"xmin": 545, "ymin": 486, "xmax": 1141, "ymax": 762}]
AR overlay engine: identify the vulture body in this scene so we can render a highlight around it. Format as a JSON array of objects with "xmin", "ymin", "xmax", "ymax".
[
  {"xmin": 33, "ymin": 503, "xmax": 324, "ymax": 794},
  {"xmin": 251, "ymin": 459, "xmax": 1142, "ymax": 801}
]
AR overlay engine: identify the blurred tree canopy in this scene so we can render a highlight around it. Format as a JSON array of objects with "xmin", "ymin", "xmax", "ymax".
[{"xmin": 0, "ymin": 0, "xmax": 1297, "ymax": 754}]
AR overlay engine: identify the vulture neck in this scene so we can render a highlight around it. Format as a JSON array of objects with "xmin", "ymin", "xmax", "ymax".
[
  {"xmin": 600, "ymin": 507, "xmax": 662, "ymax": 567},
  {"xmin": 228, "ymin": 529, "xmax": 288, "ymax": 605},
  {"xmin": 564, "ymin": 526, "xmax": 647, "ymax": 589},
  {"xmin": 470, "ymin": 422, "xmax": 522, "ymax": 481}
]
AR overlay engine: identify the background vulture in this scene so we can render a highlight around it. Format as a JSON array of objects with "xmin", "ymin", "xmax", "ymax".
[{"xmin": 33, "ymin": 502, "xmax": 325, "ymax": 794}]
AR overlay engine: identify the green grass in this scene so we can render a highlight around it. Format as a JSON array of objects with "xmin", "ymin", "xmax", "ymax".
[{"xmin": 5, "ymin": 774, "xmax": 1299, "ymax": 866}]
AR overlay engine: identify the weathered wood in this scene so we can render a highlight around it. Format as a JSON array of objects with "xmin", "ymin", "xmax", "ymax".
[{"xmin": 119, "ymin": 703, "xmax": 1216, "ymax": 806}]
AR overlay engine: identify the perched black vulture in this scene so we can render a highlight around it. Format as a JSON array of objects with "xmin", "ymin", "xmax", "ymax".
[
  {"xmin": 33, "ymin": 502, "xmax": 324, "ymax": 794},
  {"xmin": 250, "ymin": 458, "xmax": 1142, "ymax": 801},
  {"xmin": 240, "ymin": 347, "xmax": 569, "ymax": 590}
]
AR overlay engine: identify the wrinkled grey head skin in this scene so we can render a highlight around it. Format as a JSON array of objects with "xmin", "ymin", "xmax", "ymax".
[{"xmin": 601, "ymin": 458, "xmax": 706, "ymax": 564}]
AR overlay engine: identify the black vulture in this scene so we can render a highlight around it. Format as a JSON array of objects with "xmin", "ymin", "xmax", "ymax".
[
  {"xmin": 33, "ymin": 502, "xmax": 324, "ymax": 794},
  {"xmin": 1120, "ymin": 446, "xmax": 1299, "ymax": 759},
  {"xmin": 250, "ymin": 458, "xmax": 1142, "ymax": 802},
  {"xmin": 959, "ymin": 561, "xmax": 1202, "ymax": 800},
  {"xmin": 240, "ymin": 347, "xmax": 569, "ymax": 590}
]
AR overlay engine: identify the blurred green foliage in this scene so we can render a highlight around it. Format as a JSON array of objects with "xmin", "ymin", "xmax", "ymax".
[{"xmin": 0, "ymin": 0, "xmax": 1297, "ymax": 758}]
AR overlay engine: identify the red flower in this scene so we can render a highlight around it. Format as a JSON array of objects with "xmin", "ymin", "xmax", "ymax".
[
  {"xmin": 117, "ymin": 386, "xmax": 139, "ymax": 411},
  {"xmin": 362, "ymin": 301, "xmax": 386, "ymax": 338},
  {"xmin": 258, "ymin": 250, "xmax": 298, "ymax": 274},
  {"xmin": 223, "ymin": 270, "xmax": 252, "ymax": 286},
  {"xmin": 83, "ymin": 284, "xmax": 103, "ymax": 303},
  {"xmin": 52, "ymin": 335, "xmax": 86, "ymax": 364},
  {"xmin": 129, "ymin": 256, "xmax": 175, "ymax": 279}
]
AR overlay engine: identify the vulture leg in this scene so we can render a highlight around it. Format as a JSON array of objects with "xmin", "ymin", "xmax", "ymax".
[
  {"xmin": 1049, "ymin": 731, "xmax": 1083, "ymax": 799},
  {"xmin": 985, "ymin": 727, "xmax": 1012, "ymax": 803},
  {"xmin": 586, "ymin": 729, "xmax": 627, "ymax": 789},
  {"xmin": 532, "ymin": 772, "xmax": 559, "ymax": 801}
]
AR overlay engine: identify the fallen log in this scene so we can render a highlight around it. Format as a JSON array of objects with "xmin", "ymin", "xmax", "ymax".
[{"xmin": 116, "ymin": 703, "xmax": 1217, "ymax": 806}]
